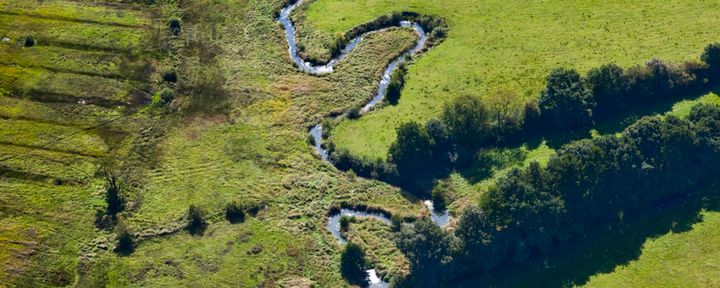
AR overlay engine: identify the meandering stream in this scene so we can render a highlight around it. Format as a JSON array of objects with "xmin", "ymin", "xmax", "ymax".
[{"xmin": 280, "ymin": 1, "xmax": 447, "ymax": 286}]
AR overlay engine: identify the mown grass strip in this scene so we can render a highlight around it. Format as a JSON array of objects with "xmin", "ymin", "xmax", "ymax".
[
  {"xmin": 0, "ymin": 0, "xmax": 151, "ymax": 27},
  {"xmin": 0, "ymin": 45, "xmax": 147, "ymax": 79},
  {"xmin": 0, "ymin": 144, "xmax": 97, "ymax": 182},
  {"xmin": 0, "ymin": 118, "xmax": 109, "ymax": 157},
  {"xmin": 0, "ymin": 13, "xmax": 149, "ymax": 53},
  {"xmin": 0, "ymin": 66, "xmax": 149, "ymax": 106},
  {"xmin": 0, "ymin": 97, "xmax": 124, "ymax": 127}
]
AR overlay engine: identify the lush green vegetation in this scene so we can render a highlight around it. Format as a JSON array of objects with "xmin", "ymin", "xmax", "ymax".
[
  {"xmin": 396, "ymin": 103, "xmax": 720, "ymax": 287},
  {"xmin": 310, "ymin": 0, "xmax": 720, "ymax": 159},
  {"xmin": 4, "ymin": 0, "xmax": 720, "ymax": 287}
]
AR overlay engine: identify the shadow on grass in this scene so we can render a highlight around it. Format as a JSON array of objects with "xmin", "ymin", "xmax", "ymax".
[{"xmin": 450, "ymin": 184, "xmax": 720, "ymax": 288}]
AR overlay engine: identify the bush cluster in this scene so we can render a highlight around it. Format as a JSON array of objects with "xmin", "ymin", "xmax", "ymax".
[
  {"xmin": 186, "ymin": 205, "xmax": 207, "ymax": 235},
  {"xmin": 533, "ymin": 54, "xmax": 715, "ymax": 130},
  {"xmin": 379, "ymin": 43, "xmax": 720, "ymax": 194},
  {"xmin": 386, "ymin": 63, "xmax": 408, "ymax": 105},
  {"xmin": 396, "ymin": 103, "xmax": 720, "ymax": 286}
]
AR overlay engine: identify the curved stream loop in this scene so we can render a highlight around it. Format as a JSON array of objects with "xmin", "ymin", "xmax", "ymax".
[{"xmin": 280, "ymin": 1, "xmax": 446, "ymax": 286}]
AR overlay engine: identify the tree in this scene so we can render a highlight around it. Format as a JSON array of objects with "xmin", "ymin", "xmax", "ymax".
[
  {"xmin": 586, "ymin": 63, "xmax": 629, "ymax": 118},
  {"xmin": 486, "ymin": 90, "xmax": 522, "ymax": 142},
  {"xmin": 454, "ymin": 205, "xmax": 507, "ymax": 272},
  {"xmin": 388, "ymin": 122, "xmax": 434, "ymax": 182},
  {"xmin": 187, "ymin": 205, "xmax": 207, "ymax": 235},
  {"xmin": 340, "ymin": 243, "xmax": 368, "ymax": 286},
  {"xmin": 425, "ymin": 118, "xmax": 453, "ymax": 165},
  {"xmin": 538, "ymin": 68, "xmax": 594, "ymax": 130},
  {"xmin": 441, "ymin": 95, "xmax": 491, "ymax": 153},
  {"xmin": 644, "ymin": 58, "xmax": 674, "ymax": 99},
  {"xmin": 395, "ymin": 219, "xmax": 451, "ymax": 287},
  {"xmin": 702, "ymin": 43, "xmax": 720, "ymax": 83}
]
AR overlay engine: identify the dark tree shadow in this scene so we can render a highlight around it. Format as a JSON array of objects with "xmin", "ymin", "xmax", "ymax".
[{"xmin": 449, "ymin": 184, "xmax": 720, "ymax": 288}]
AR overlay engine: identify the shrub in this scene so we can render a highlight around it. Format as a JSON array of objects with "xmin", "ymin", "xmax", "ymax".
[
  {"xmin": 245, "ymin": 201, "xmax": 263, "ymax": 216},
  {"xmin": 340, "ymin": 243, "xmax": 368, "ymax": 286},
  {"xmin": 186, "ymin": 205, "xmax": 207, "ymax": 235},
  {"xmin": 115, "ymin": 225, "xmax": 134, "ymax": 255},
  {"xmin": 347, "ymin": 105, "xmax": 362, "ymax": 119},
  {"xmin": 431, "ymin": 183, "xmax": 449, "ymax": 211},
  {"xmin": 168, "ymin": 17, "xmax": 182, "ymax": 36},
  {"xmin": 225, "ymin": 201, "xmax": 246, "ymax": 223},
  {"xmin": 156, "ymin": 88, "xmax": 175, "ymax": 105},
  {"xmin": 94, "ymin": 208, "xmax": 114, "ymax": 230},
  {"xmin": 386, "ymin": 64, "xmax": 408, "ymax": 105},
  {"xmin": 23, "ymin": 35, "xmax": 35, "ymax": 47},
  {"xmin": 391, "ymin": 214, "xmax": 404, "ymax": 231},
  {"xmin": 105, "ymin": 174, "xmax": 124, "ymax": 216},
  {"xmin": 162, "ymin": 69, "xmax": 178, "ymax": 83},
  {"xmin": 339, "ymin": 216, "xmax": 353, "ymax": 232},
  {"xmin": 429, "ymin": 27, "xmax": 447, "ymax": 41}
]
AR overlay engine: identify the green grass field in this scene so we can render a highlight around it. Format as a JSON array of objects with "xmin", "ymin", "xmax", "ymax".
[
  {"xmin": 294, "ymin": 0, "xmax": 720, "ymax": 159},
  {"xmin": 3, "ymin": 0, "xmax": 720, "ymax": 286},
  {"xmin": 583, "ymin": 211, "xmax": 720, "ymax": 287}
]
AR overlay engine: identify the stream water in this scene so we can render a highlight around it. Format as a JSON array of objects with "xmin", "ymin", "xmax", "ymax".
[{"xmin": 280, "ymin": 2, "xmax": 444, "ymax": 286}]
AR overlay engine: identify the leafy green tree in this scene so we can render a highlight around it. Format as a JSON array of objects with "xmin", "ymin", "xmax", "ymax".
[
  {"xmin": 538, "ymin": 68, "xmax": 594, "ymax": 130},
  {"xmin": 454, "ymin": 205, "xmax": 506, "ymax": 272},
  {"xmin": 388, "ymin": 122, "xmax": 434, "ymax": 182},
  {"xmin": 586, "ymin": 63, "xmax": 629, "ymax": 118},
  {"xmin": 340, "ymin": 243, "xmax": 368, "ymax": 286},
  {"xmin": 645, "ymin": 58, "xmax": 675, "ymax": 99},
  {"xmin": 441, "ymin": 95, "xmax": 491, "ymax": 153},
  {"xmin": 425, "ymin": 118, "xmax": 453, "ymax": 165},
  {"xmin": 396, "ymin": 219, "xmax": 451, "ymax": 287}
]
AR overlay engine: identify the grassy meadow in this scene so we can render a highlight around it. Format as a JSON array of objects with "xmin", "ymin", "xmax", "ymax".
[
  {"xmin": 292, "ymin": 0, "xmax": 720, "ymax": 159},
  {"xmin": 3, "ymin": 0, "xmax": 720, "ymax": 286}
]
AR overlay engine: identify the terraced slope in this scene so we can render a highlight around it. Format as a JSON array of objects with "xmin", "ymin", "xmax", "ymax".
[{"xmin": 0, "ymin": 0, "xmax": 162, "ymax": 284}]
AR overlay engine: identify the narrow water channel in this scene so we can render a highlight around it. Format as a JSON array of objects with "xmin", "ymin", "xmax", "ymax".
[{"xmin": 279, "ymin": 2, "xmax": 445, "ymax": 286}]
